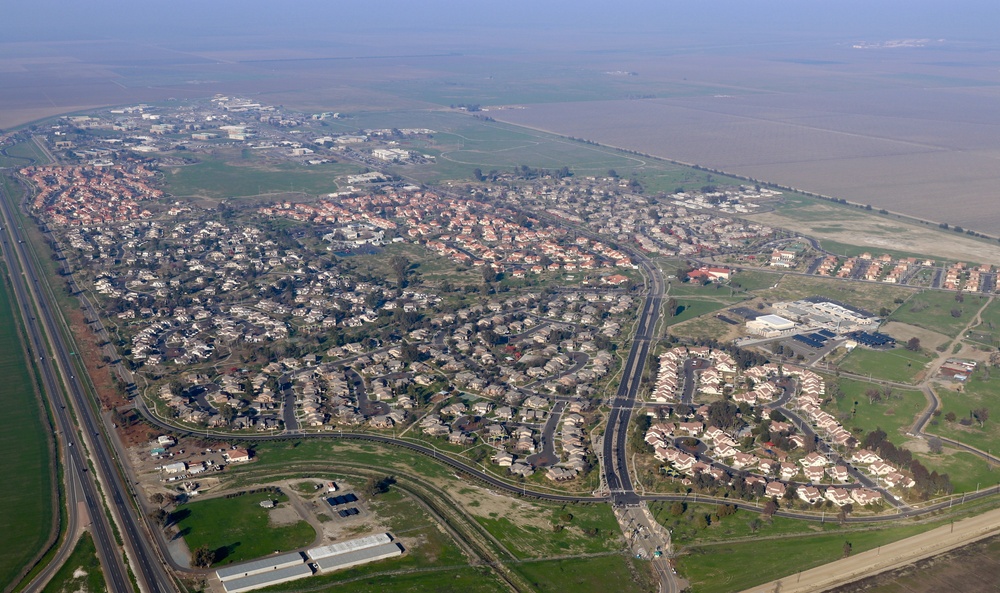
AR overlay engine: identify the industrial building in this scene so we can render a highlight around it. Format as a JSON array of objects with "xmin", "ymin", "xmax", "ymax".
[
  {"xmin": 220, "ymin": 564, "xmax": 313, "ymax": 593},
  {"xmin": 216, "ymin": 552, "xmax": 312, "ymax": 593},
  {"xmin": 307, "ymin": 533, "xmax": 392, "ymax": 560},
  {"xmin": 314, "ymin": 543, "xmax": 402, "ymax": 573},
  {"xmin": 746, "ymin": 314, "xmax": 797, "ymax": 337}
]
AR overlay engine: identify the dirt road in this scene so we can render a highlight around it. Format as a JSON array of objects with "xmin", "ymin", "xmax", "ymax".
[{"xmin": 739, "ymin": 506, "xmax": 1000, "ymax": 593}]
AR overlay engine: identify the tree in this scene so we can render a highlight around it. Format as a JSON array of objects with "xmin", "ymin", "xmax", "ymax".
[
  {"xmin": 951, "ymin": 308, "xmax": 963, "ymax": 318},
  {"xmin": 842, "ymin": 541, "xmax": 853, "ymax": 558},
  {"xmin": 665, "ymin": 297, "xmax": 679, "ymax": 318},
  {"xmin": 972, "ymin": 407, "xmax": 990, "ymax": 428},
  {"xmin": 945, "ymin": 411, "xmax": 957, "ymax": 422},
  {"xmin": 362, "ymin": 475, "xmax": 395, "ymax": 498},
  {"xmin": 193, "ymin": 545, "xmax": 215, "ymax": 568},
  {"xmin": 905, "ymin": 337, "xmax": 921, "ymax": 352},
  {"xmin": 865, "ymin": 387, "xmax": 882, "ymax": 405},
  {"xmin": 150, "ymin": 508, "xmax": 169, "ymax": 527},
  {"xmin": 669, "ymin": 502, "xmax": 685, "ymax": 517},
  {"xmin": 748, "ymin": 518, "xmax": 762, "ymax": 533},
  {"xmin": 389, "ymin": 255, "xmax": 409, "ymax": 288},
  {"xmin": 927, "ymin": 436, "xmax": 944, "ymax": 454},
  {"xmin": 762, "ymin": 499, "xmax": 778, "ymax": 518}
]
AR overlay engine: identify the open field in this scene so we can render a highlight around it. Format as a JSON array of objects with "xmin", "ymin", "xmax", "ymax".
[
  {"xmin": 926, "ymin": 373, "xmax": 1000, "ymax": 455},
  {"xmin": 743, "ymin": 193, "xmax": 1000, "ymax": 264},
  {"xmin": 757, "ymin": 274, "xmax": 914, "ymax": 314},
  {"xmin": 650, "ymin": 503, "xmax": 830, "ymax": 546},
  {"xmin": 161, "ymin": 158, "xmax": 361, "ymax": 199},
  {"xmin": 739, "ymin": 503, "xmax": 1000, "ymax": 593},
  {"xmin": 171, "ymin": 491, "xmax": 315, "ymax": 566},
  {"xmin": 837, "ymin": 347, "xmax": 933, "ymax": 384},
  {"xmin": 0, "ymin": 266, "xmax": 55, "ymax": 589},
  {"xmin": 825, "ymin": 377, "xmax": 927, "ymax": 439},
  {"xmin": 514, "ymin": 555, "xmax": 657, "ymax": 593},
  {"xmin": 888, "ymin": 290, "xmax": 985, "ymax": 339},
  {"xmin": 966, "ymin": 298, "xmax": 1000, "ymax": 347},
  {"xmin": 41, "ymin": 533, "xmax": 106, "ymax": 593},
  {"xmin": 314, "ymin": 566, "xmax": 509, "ymax": 593},
  {"xmin": 880, "ymin": 321, "xmax": 951, "ymax": 353},
  {"xmin": 679, "ymin": 513, "xmax": 975, "ymax": 593},
  {"xmin": 494, "ymin": 82, "xmax": 1000, "ymax": 238},
  {"xmin": 468, "ymin": 497, "xmax": 622, "ymax": 559}
]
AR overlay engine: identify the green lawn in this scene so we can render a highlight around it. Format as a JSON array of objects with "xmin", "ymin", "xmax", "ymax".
[
  {"xmin": 42, "ymin": 532, "xmax": 105, "ymax": 593},
  {"xmin": 916, "ymin": 450, "xmax": 998, "ymax": 494},
  {"xmin": 161, "ymin": 158, "xmax": 362, "ymax": 199},
  {"xmin": 889, "ymin": 291, "xmax": 985, "ymax": 339},
  {"xmin": 0, "ymin": 269, "xmax": 54, "ymax": 589},
  {"xmin": 172, "ymin": 492, "xmax": 315, "ymax": 566},
  {"xmin": 730, "ymin": 270, "xmax": 783, "ymax": 292},
  {"xmin": 663, "ymin": 298, "xmax": 742, "ymax": 328},
  {"xmin": 826, "ymin": 377, "xmax": 926, "ymax": 438},
  {"xmin": 837, "ymin": 347, "xmax": 933, "ymax": 384},
  {"xmin": 514, "ymin": 555, "xmax": 657, "ymax": 593}
]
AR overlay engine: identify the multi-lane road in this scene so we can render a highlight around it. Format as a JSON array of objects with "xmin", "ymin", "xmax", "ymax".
[{"xmin": 0, "ymin": 182, "xmax": 175, "ymax": 593}]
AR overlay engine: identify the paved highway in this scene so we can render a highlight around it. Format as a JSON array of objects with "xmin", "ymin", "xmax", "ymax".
[{"xmin": 0, "ymin": 182, "xmax": 176, "ymax": 593}]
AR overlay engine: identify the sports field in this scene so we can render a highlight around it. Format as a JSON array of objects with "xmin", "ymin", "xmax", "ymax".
[{"xmin": 0, "ymin": 270, "xmax": 54, "ymax": 588}]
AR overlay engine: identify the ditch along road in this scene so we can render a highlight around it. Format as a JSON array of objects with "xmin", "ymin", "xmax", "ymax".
[{"xmin": 0, "ymin": 182, "xmax": 176, "ymax": 593}]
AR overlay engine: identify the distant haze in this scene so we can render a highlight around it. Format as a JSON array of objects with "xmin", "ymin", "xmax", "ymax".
[
  {"xmin": 7, "ymin": 1, "xmax": 1000, "ymax": 45},
  {"xmin": 5, "ymin": 1, "xmax": 1000, "ymax": 233}
]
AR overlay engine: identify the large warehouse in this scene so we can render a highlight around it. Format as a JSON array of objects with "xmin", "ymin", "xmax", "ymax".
[
  {"xmin": 216, "ymin": 552, "xmax": 313, "ymax": 593},
  {"xmin": 746, "ymin": 314, "xmax": 796, "ymax": 337}
]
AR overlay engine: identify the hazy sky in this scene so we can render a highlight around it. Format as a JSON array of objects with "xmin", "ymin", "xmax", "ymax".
[{"xmin": 7, "ymin": 1, "xmax": 1000, "ymax": 47}]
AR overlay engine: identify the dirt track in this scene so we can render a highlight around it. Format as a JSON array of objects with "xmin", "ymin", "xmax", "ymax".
[{"xmin": 739, "ymin": 506, "xmax": 1000, "ymax": 593}]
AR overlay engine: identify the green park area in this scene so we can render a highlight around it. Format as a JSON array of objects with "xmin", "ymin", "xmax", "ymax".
[
  {"xmin": 889, "ymin": 290, "xmax": 985, "ymax": 339},
  {"xmin": 837, "ymin": 347, "xmax": 933, "ymax": 384},
  {"xmin": 0, "ymin": 272, "xmax": 54, "ymax": 589},
  {"xmin": 42, "ymin": 533, "xmax": 105, "ymax": 593},
  {"xmin": 926, "ymin": 370, "xmax": 1000, "ymax": 455},
  {"xmin": 171, "ymin": 491, "xmax": 314, "ymax": 566},
  {"xmin": 825, "ymin": 376, "xmax": 926, "ymax": 438}
]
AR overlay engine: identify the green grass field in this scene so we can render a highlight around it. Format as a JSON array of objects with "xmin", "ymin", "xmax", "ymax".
[
  {"xmin": 161, "ymin": 158, "xmax": 361, "ymax": 199},
  {"xmin": 172, "ymin": 492, "xmax": 315, "ymax": 566},
  {"xmin": 313, "ymin": 566, "xmax": 509, "ymax": 593},
  {"xmin": 917, "ymin": 450, "xmax": 997, "ymax": 494},
  {"xmin": 514, "ymin": 555, "xmax": 657, "ymax": 593},
  {"xmin": 0, "ymin": 140, "xmax": 51, "ymax": 167},
  {"xmin": 889, "ymin": 291, "xmax": 984, "ymax": 339},
  {"xmin": 926, "ymin": 372, "xmax": 1000, "ymax": 455},
  {"xmin": 838, "ymin": 347, "xmax": 933, "ymax": 384},
  {"xmin": 825, "ymin": 376, "xmax": 927, "ymax": 438},
  {"xmin": 677, "ymin": 516, "xmax": 961, "ymax": 593},
  {"xmin": 42, "ymin": 532, "xmax": 105, "ymax": 593},
  {"xmin": 0, "ymin": 270, "xmax": 54, "ymax": 589},
  {"xmin": 650, "ymin": 503, "xmax": 828, "ymax": 546},
  {"xmin": 664, "ymin": 298, "xmax": 742, "ymax": 328}
]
